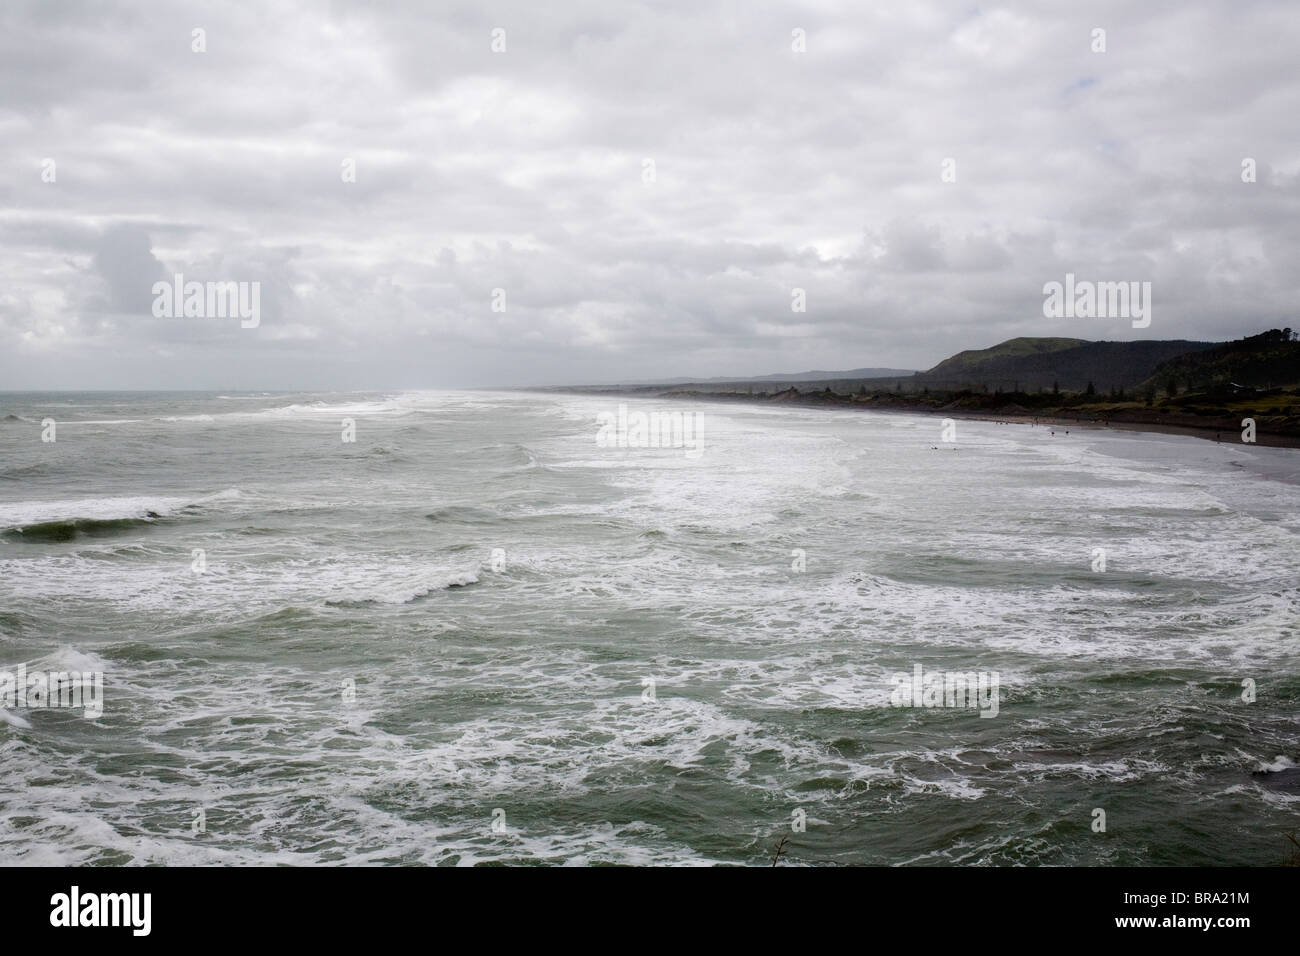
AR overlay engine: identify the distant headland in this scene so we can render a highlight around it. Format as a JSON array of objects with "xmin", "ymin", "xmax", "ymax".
[{"xmin": 542, "ymin": 329, "xmax": 1300, "ymax": 447}]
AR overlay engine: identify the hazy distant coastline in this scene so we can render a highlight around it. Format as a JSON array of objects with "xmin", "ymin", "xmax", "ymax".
[{"xmin": 542, "ymin": 329, "xmax": 1300, "ymax": 448}]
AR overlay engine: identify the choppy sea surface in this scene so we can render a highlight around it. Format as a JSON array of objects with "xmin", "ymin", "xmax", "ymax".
[{"xmin": 1, "ymin": 390, "xmax": 1297, "ymax": 865}]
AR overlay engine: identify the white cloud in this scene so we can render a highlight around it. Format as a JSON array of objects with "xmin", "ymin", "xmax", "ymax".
[{"xmin": 0, "ymin": 0, "xmax": 1297, "ymax": 388}]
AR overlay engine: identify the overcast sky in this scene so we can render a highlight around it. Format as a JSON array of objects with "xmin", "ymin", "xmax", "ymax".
[{"xmin": 1, "ymin": 0, "xmax": 1297, "ymax": 390}]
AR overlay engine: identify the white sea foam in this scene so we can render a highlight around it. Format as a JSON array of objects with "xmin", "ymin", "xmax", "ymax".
[
  {"xmin": 1258, "ymin": 755, "xmax": 1297, "ymax": 772},
  {"xmin": 1, "ymin": 390, "xmax": 1297, "ymax": 865},
  {"xmin": 0, "ymin": 496, "xmax": 190, "ymax": 527}
]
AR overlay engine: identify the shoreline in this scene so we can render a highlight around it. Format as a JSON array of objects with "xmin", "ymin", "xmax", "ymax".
[
  {"xmin": 897, "ymin": 407, "xmax": 1300, "ymax": 450},
  {"xmin": 536, "ymin": 387, "xmax": 1300, "ymax": 450}
]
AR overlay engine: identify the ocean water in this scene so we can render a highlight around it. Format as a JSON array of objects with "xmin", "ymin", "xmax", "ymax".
[{"xmin": 0, "ymin": 390, "xmax": 1297, "ymax": 866}]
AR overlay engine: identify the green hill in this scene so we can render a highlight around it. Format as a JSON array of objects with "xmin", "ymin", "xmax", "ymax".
[
  {"xmin": 915, "ymin": 337, "xmax": 1218, "ymax": 392},
  {"xmin": 922, "ymin": 337, "xmax": 1085, "ymax": 381},
  {"xmin": 1140, "ymin": 328, "xmax": 1300, "ymax": 395}
]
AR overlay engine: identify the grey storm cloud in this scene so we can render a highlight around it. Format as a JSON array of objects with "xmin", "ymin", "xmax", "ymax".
[
  {"xmin": 89, "ymin": 223, "xmax": 166, "ymax": 314},
  {"xmin": 1, "ymin": 0, "xmax": 1298, "ymax": 389}
]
